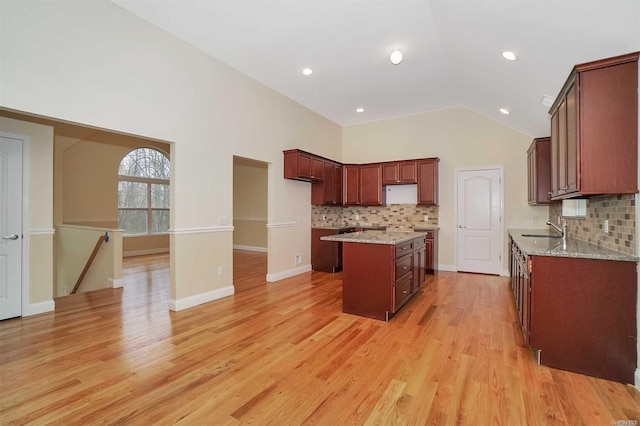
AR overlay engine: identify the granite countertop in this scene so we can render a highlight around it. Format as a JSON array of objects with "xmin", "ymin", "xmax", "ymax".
[
  {"xmin": 313, "ymin": 224, "xmax": 438, "ymax": 231},
  {"xmin": 509, "ymin": 228, "xmax": 639, "ymax": 262},
  {"xmin": 321, "ymin": 230, "xmax": 427, "ymax": 245}
]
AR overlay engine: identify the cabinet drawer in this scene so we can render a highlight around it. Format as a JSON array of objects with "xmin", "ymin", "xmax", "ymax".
[
  {"xmin": 395, "ymin": 253, "xmax": 412, "ymax": 279},
  {"xmin": 394, "ymin": 273, "xmax": 412, "ymax": 311},
  {"xmin": 413, "ymin": 236, "xmax": 426, "ymax": 249},
  {"xmin": 395, "ymin": 241, "xmax": 413, "ymax": 258}
]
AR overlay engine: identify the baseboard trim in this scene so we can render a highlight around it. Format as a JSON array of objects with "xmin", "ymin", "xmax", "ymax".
[
  {"xmin": 109, "ymin": 278, "xmax": 124, "ymax": 288},
  {"xmin": 26, "ymin": 300, "xmax": 55, "ymax": 316},
  {"xmin": 169, "ymin": 285, "xmax": 235, "ymax": 312},
  {"xmin": 635, "ymin": 369, "xmax": 640, "ymax": 390},
  {"xmin": 266, "ymin": 264, "xmax": 312, "ymax": 282},
  {"xmin": 500, "ymin": 268, "xmax": 510, "ymax": 277},
  {"xmin": 233, "ymin": 244, "xmax": 267, "ymax": 253},
  {"xmin": 437, "ymin": 263, "xmax": 456, "ymax": 272},
  {"xmin": 124, "ymin": 248, "xmax": 169, "ymax": 258}
]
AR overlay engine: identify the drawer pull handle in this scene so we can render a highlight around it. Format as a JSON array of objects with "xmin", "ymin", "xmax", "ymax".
[
  {"xmin": 403, "ymin": 290, "xmax": 408, "ymax": 294},
  {"xmin": 403, "ymin": 266, "xmax": 407, "ymax": 270}
]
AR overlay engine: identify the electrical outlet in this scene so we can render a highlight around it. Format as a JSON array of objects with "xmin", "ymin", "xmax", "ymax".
[
  {"xmin": 219, "ymin": 216, "xmax": 229, "ymax": 226},
  {"xmin": 295, "ymin": 254, "xmax": 302, "ymax": 265},
  {"xmin": 355, "ymin": 214, "xmax": 360, "ymax": 220},
  {"xmin": 603, "ymin": 219, "xmax": 609, "ymax": 234},
  {"xmin": 62, "ymin": 286, "xmax": 69, "ymax": 295},
  {"xmin": 217, "ymin": 267, "xmax": 223, "ymax": 276},
  {"xmin": 423, "ymin": 215, "xmax": 428, "ymax": 222},
  {"xmin": 322, "ymin": 214, "xmax": 326, "ymax": 221}
]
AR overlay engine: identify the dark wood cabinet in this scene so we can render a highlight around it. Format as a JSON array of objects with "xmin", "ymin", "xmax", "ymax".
[
  {"xmin": 382, "ymin": 161, "xmax": 417, "ymax": 185},
  {"xmin": 509, "ymin": 235, "xmax": 637, "ymax": 383},
  {"xmin": 283, "ymin": 149, "xmax": 324, "ymax": 181},
  {"xmin": 412, "ymin": 236, "xmax": 426, "ymax": 294},
  {"xmin": 549, "ymin": 52, "xmax": 638, "ymax": 199},
  {"xmin": 417, "ymin": 158, "xmax": 439, "ymax": 206},
  {"xmin": 284, "ymin": 150, "xmax": 440, "ymax": 207},
  {"xmin": 342, "ymin": 236, "xmax": 425, "ymax": 321},
  {"xmin": 359, "ymin": 164, "xmax": 385, "ymax": 206},
  {"xmin": 312, "ymin": 161, "xmax": 342, "ymax": 205},
  {"xmin": 527, "ymin": 137, "xmax": 551, "ymax": 205},
  {"xmin": 311, "ymin": 227, "xmax": 354, "ymax": 272},
  {"xmin": 343, "ymin": 164, "xmax": 360, "ymax": 205}
]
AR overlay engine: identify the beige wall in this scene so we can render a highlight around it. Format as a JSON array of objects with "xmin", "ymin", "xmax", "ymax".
[
  {"xmin": 1, "ymin": 1, "xmax": 341, "ymax": 307},
  {"xmin": 343, "ymin": 107, "xmax": 550, "ymax": 271},
  {"xmin": 0, "ymin": 117, "xmax": 54, "ymax": 309},
  {"xmin": 233, "ymin": 163, "xmax": 267, "ymax": 250},
  {"xmin": 55, "ymin": 225, "xmax": 122, "ymax": 296}
]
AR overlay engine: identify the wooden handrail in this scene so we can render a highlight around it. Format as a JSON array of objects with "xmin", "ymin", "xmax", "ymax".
[{"xmin": 71, "ymin": 232, "xmax": 109, "ymax": 294}]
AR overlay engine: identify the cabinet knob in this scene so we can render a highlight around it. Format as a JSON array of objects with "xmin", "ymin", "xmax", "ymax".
[{"xmin": 458, "ymin": 225, "xmax": 466, "ymax": 228}]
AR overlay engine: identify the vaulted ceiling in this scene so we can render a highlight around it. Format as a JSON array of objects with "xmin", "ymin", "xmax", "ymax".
[{"xmin": 113, "ymin": 0, "xmax": 640, "ymax": 137}]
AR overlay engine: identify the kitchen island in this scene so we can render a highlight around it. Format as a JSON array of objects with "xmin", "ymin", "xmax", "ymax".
[{"xmin": 322, "ymin": 231, "xmax": 427, "ymax": 321}]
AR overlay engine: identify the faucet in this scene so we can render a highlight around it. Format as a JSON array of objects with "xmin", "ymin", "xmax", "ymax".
[{"xmin": 546, "ymin": 219, "xmax": 568, "ymax": 247}]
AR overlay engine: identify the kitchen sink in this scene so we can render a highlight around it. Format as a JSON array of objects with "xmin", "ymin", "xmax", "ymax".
[{"xmin": 521, "ymin": 233, "xmax": 562, "ymax": 238}]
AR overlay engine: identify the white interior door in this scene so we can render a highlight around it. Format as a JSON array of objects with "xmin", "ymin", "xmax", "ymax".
[
  {"xmin": 456, "ymin": 168, "xmax": 502, "ymax": 275},
  {"xmin": 0, "ymin": 136, "xmax": 23, "ymax": 320}
]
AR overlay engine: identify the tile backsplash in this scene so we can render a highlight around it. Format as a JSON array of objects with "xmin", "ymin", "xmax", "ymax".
[
  {"xmin": 549, "ymin": 194, "xmax": 636, "ymax": 255},
  {"xmin": 312, "ymin": 204, "xmax": 438, "ymax": 231}
]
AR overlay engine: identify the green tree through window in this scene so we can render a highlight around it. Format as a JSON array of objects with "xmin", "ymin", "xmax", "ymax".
[{"xmin": 118, "ymin": 148, "xmax": 170, "ymax": 235}]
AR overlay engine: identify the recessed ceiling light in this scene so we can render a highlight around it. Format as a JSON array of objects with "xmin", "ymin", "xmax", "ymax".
[
  {"xmin": 301, "ymin": 67, "xmax": 313, "ymax": 76},
  {"xmin": 502, "ymin": 51, "xmax": 518, "ymax": 61},
  {"xmin": 356, "ymin": 107, "xmax": 364, "ymax": 113},
  {"xmin": 499, "ymin": 108, "xmax": 510, "ymax": 115},
  {"xmin": 390, "ymin": 49, "xmax": 403, "ymax": 65}
]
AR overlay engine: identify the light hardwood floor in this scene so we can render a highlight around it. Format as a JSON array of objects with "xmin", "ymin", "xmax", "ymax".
[{"xmin": 1, "ymin": 251, "xmax": 639, "ymax": 425}]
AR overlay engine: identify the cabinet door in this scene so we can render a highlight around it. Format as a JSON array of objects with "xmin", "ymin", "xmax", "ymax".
[
  {"xmin": 550, "ymin": 111, "xmax": 560, "ymax": 197},
  {"xmin": 527, "ymin": 147, "xmax": 536, "ymax": 204},
  {"xmin": 298, "ymin": 152, "xmax": 313, "ymax": 179},
  {"xmin": 311, "ymin": 157, "xmax": 324, "ymax": 180},
  {"xmin": 382, "ymin": 163, "xmax": 399, "ymax": 185},
  {"xmin": 565, "ymin": 83, "xmax": 578, "ymax": 194},
  {"xmin": 359, "ymin": 164, "xmax": 384, "ymax": 206},
  {"xmin": 417, "ymin": 159, "xmax": 438, "ymax": 205},
  {"xmin": 333, "ymin": 164, "xmax": 343, "ymax": 206},
  {"xmin": 398, "ymin": 161, "xmax": 417, "ymax": 183},
  {"xmin": 425, "ymin": 239, "xmax": 434, "ymax": 271},
  {"xmin": 322, "ymin": 162, "xmax": 336, "ymax": 204},
  {"xmin": 343, "ymin": 165, "xmax": 360, "ymax": 205},
  {"xmin": 558, "ymin": 98, "xmax": 568, "ymax": 195}
]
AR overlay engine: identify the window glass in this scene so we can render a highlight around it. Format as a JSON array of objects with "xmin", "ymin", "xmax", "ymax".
[
  {"xmin": 118, "ymin": 210, "xmax": 148, "ymax": 235},
  {"xmin": 118, "ymin": 148, "xmax": 170, "ymax": 235}
]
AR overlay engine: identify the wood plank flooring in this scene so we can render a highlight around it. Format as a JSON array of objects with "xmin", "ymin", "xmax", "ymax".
[{"xmin": 1, "ymin": 252, "xmax": 639, "ymax": 425}]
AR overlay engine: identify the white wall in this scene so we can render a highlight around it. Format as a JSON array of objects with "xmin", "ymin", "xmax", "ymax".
[
  {"xmin": 343, "ymin": 107, "xmax": 550, "ymax": 272},
  {"xmin": 0, "ymin": 0, "xmax": 341, "ymax": 309}
]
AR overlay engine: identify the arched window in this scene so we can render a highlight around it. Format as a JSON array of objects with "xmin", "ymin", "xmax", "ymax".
[{"xmin": 118, "ymin": 148, "xmax": 170, "ymax": 235}]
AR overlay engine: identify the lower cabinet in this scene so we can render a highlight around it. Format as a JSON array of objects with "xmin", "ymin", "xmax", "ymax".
[
  {"xmin": 508, "ymin": 235, "xmax": 637, "ymax": 383},
  {"xmin": 311, "ymin": 228, "xmax": 354, "ymax": 272},
  {"xmin": 342, "ymin": 236, "xmax": 426, "ymax": 321}
]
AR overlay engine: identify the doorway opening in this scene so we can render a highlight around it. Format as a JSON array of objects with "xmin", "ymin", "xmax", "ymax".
[{"xmin": 233, "ymin": 155, "xmax": 268, "ymax": 292}]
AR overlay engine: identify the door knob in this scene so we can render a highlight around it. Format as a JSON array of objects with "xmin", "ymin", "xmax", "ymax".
[
  {"xmin": 3, "ymin": 234, "xmax": 19, "ymax": 240},
  {"xmin": 458, "ymin": 225, "xmax": 466, "ymax": 228}
]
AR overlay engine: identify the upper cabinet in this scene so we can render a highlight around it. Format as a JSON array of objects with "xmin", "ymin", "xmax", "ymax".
[
  {"xmin": 284, "ymin": 150, "xmax": 439, "ymax": 206},
  {"xmin": 359, "ymin": 164, "xmax": 385, "ymax": 206},
  {"xmin": 417, "ymin": 158, "xmax": 439, "ymax": 206},
  {"xmin": 381, "ymin": 161, "xmax": 417, "ymax": 185},
  {"xmin": 527, "ymin": 137, "xmax": 551, "ymax": 205},
  {"xmin": 283, "ymin": 149, "xmax": 324, "ymax": 181},
  {"xmin": 343, "ymin": 165, "xmax": 360, "ymax": 206},
  {"xmin": 549, "ymin": 52, "xmax": 639, "ymax": 199},
  {"xmin": 312, "ymin": 161, "xmax": 342, "ymax": 206}
]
